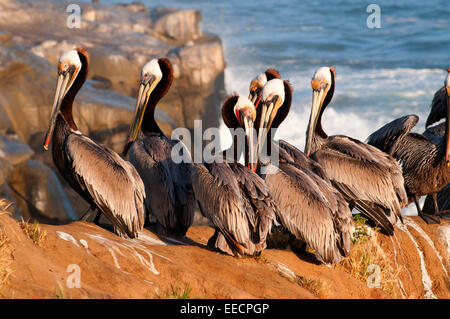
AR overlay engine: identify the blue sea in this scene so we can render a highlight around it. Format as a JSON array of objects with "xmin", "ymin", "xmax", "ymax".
[{"xmin": 102, "ymin": 0, "xmax": 450, "ymax": 214}]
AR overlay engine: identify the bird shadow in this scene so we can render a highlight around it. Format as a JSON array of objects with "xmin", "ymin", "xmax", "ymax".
[{"xmin": 267, "ymin": 228, "xmax": 322, "ymax": 265}]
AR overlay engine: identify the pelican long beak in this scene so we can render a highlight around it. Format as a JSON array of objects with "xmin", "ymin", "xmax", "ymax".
[
  {"xmin": 43, "ymin": 67, "xmax": 79, "ymax": 150},
  {"xmin": 122, "ymin": 75, "xmax": 157, "ymax": 156},
  {"xmin": 446, "ymin": 87, "xmax": 450, "ymax": 166},
  {"xmin": 257, "ymin": 95, "xmax": 282, "ymax": 156},
  {"xmin": 241, "ymin": 110, "xmax": 257, "ymax": 172},
  {"xmin": 305, "ymin": 80, "xmax": 327, "ymax": 157}
]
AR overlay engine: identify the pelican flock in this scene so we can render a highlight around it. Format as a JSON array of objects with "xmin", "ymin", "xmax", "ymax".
[
  {"xmin": 43, "ymin": 48, "xmax": 449, "ymax": 265},
  {"xmin": 255, "ymin": 78, "xmax": 353, "ymax": 263}
]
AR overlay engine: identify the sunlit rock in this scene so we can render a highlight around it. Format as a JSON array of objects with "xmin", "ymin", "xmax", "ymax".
[{"xmin": 437, "ymin": 224, "xmax": 450, "ymax": 268}]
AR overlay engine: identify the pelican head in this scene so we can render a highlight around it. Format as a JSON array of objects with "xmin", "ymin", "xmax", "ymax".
[
  {"xmin": 257, "ymin": 78, "xmax": 285, "ymax": 155},
  {"xmin": 43, "ymin": 49, "xmax": 83, "ymax": 150},
  {"xmin": 305, "ymin": 66, "xmax": 335, "ymax": 157},
  {"xmin": 122, "ymin": 58, "xmax": 164, "ymax": 156}
]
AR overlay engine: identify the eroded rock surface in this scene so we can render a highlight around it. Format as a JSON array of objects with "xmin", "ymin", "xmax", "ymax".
[
  {"xmin": 0, "ymin": 0, "xmax": 226, "ymax": 133},
  {"xmin": 0, "ymin": 213, "xmax": 448, "ymax": 299}
]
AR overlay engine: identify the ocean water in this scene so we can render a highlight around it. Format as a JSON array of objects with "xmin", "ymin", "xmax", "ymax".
[{"xmin": 102, "ymin": 0, "xmax": 450, "ymax": 214}]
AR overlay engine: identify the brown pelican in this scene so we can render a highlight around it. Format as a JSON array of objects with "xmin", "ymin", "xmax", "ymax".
[
  {"xmin": 122, "ymin": 58, "xmax": 195, "ymax": 238},
  {"xmin": 367, "ymin": 69, "xmax": 450, "ymax": 223},
  {"xmin": 43, "ymin": 48, "xmax": 145, "ymax": 238},
  {"xmin": 192, "ymin": 95, "xmax": 278, "ymax": 257},
  {"xmin": 257, "ymin": 78, "xmax": 353, "ymax": 264},
  {"xmin": 304, "ymin": 67, "xmax": 408, "ymax": 235},
  {"xmin": 248, "ymin": 68, "xmax": 281, "ymax": 107}
]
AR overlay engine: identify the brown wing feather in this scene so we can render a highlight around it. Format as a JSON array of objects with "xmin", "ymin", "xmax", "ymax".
[
  {"xmin": 66, "ymin": 134, "xmax": 145, "ymax": 238},
  {"xmin": 278, "ymin": 139, "xmax": 328, "ymax": 180},
  {"xmin": 390, "ymin": 133, "xmax": 445, "ymax": 196}
]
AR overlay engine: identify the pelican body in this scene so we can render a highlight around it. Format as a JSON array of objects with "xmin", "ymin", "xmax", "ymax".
[
  {"xmin": 255, "ymin": 78, "xmax": 353, "ymax": 264},
  {"xmin": 43, "ymin": 49, "xmax": 145, "ymax": 238},
  {"xmin": 122, "ymin": 58, "xmax": 195, "ymax": 238},
  {"xmin": 368, "ymin": 70, "xmax": 450, "ymax": 222},
  {"xmin": 304, "ymin": 67, "xmax": 408, "ymax": 235},
  {"xmin": 192, "ymin": 95, "xmax": 277, "ymax": 257}
]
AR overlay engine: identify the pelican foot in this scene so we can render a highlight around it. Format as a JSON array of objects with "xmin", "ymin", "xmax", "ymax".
[{"xmin": 419, "ymin": 213, "xmax": 441, "ymax": 224}]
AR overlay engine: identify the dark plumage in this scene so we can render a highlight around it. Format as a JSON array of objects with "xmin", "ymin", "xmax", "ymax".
[
  {"xmin": 366, "ymin": 115, "xmax": 419, "ymax": 156},
  {"xmin": 45, "ymin": 49, "xmax": 145, "ymax": 238},
  {"xmin": 192, "ymin": 95, "xmax": 278, "ymax": 257},
  {"xmin": 193, "ymin": 158, "xmax": 278, "ymax": 256},
  {"xmin": 429, "ymin": 184, "xmax": 450, "ymax": 211},
  {"xmin": 256, "ymin": 78, "xmax": 353, "ymax": 264},
  {"xmin": 423, "ymin": 122, "xmax": 450, "ymax": 213},
  {"xmin": 426, "ymin": 87, "xmax": 447, "ymax": 128},
  {"xmin": 129, "ymin": 135, "xmax": 194, "ymax": 237},
  {"xmin": 368, "ymin": 117, "xmax": 450, "ymax": 223},
  {"xmin": 123, "ymin": 58, "xmax": 195, "ymax": 238}
]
